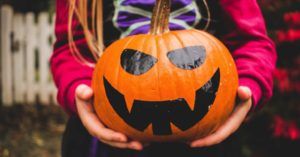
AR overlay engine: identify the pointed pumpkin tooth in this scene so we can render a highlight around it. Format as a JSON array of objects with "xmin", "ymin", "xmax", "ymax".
[
  {"xmin": 184, "ymin": 91, "xmax": 196, "ymax": 111},
  {"xmin": 125, "ymin": 96, "xmax": 135, "ymax": 113},
  {"xmin": 170, "ymin": 123, "xmax": 182, "ymax": 133}
]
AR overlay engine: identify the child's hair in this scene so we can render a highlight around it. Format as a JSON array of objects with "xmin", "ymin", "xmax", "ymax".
[
  {"xmin": 67, "ymin": 0, "xmax": 210, "ymax": 66},
  {"xmin": 68, "ymin": 0, "xmax": 103, "ymax": 66}
]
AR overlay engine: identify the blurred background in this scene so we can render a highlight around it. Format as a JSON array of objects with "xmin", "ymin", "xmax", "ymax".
[{"xmin": 0, "ymin": 0, "xmax": 299, "ymax": 157}]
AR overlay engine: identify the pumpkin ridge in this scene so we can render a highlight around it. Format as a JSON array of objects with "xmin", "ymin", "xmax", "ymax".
[
  {"xmin": 180, "ymin": 31, "xmax": 205, "ymax": 110},
  {"xmin": 168, "ymin": 32, "xmax": 208, "ymax": 136},
  {"xmin": 190, "ymin": 29, "xmax": 237, "ymax": 139},
  {"xmin": 185, "ymin": 30, "xmax": 212, "ymax": 139},
  {"xmin": 116, "ymin": 36, "xmax": 136, "ymax": 96},
  {"xmin": 167, "ymin": 32, "xmax": 190, "ymax": 100},
  {"xmin": 172, "ymin": 31, "xmax": 199, "ymax": 111},
  {"xmin": 137, "ymin": 35, "xmax": 151, "ymax": 99},
  {"xmin": 197, "ymin": 31, "xmax": 226, "ymax": 135},
  {"xmin": 154, "ymin": 36, "xmax": 162, "ymax": 101},
  {"xmin": 161, "ymin": 33, "xmax": 181, "ymax": 101},
  {"xmin": 200, "ymin": 29, "xmax": 238, "ymax": 114},
  {"xmin": 187, "ymin": 30, "xmax": 211, "ymax": 139}
]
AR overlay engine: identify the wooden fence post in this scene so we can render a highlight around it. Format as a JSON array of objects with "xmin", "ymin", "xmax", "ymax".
[
  {"xmin": 12, "ymin": 13, "xmax": 25, "ymax": 104},
  {"xmin": 38, "ymin": 13, "xmax": 51, "ymax": 105},
  {"xmin": 1, "ymin": 5, "xmax": 14, "ymax": 106},
  {"xmin": 24, "ymin": 12, "xmax": 37, "ymax": 104}
]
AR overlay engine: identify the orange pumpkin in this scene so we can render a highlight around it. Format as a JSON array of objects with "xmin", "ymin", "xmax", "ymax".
[{"xmin": 92, "ymin": 0, "xmax": 238, "ymax": 142}]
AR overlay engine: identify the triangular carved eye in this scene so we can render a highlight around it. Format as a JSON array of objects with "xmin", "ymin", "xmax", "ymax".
[
  {"xmin": 167, "ymin": 46, "xmax": 206, "ymax": 70},
  {"xmin": 121, "ymin": 49, "xmax": 158, "ymax": 75}
]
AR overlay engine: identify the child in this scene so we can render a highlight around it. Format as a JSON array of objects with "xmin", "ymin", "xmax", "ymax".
[{"xmin": 51, "ymin": 0, "xmax": 277, "ymax": 156}]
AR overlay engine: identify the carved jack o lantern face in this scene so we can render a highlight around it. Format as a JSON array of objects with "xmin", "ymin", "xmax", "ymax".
[
  {"xmin": 92, "ymin": 30, "xmax": 238, "ymax": 142},
  {"xmin": 104, "ymin": 45, "xmax": 220, "ymax": 136}
]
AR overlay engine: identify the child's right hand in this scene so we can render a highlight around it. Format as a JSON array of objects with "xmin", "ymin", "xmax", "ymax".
[{"xmin": 75, "ymin": 84, "xmax": 143, "ymax": 151}]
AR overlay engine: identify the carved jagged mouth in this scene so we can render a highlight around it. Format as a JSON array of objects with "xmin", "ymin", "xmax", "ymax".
[{"xmin": 103, "ymin": 68, "xmax": 220, "ymax": 135}]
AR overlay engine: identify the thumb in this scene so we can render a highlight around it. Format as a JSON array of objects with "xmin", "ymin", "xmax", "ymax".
[
  {"xmin": 237, "ymin": 86, "xmax": 252, "ymax": 101},
  {"xmin": 75, "ymin": 84, "xmax": 93, "ymax": 101}
]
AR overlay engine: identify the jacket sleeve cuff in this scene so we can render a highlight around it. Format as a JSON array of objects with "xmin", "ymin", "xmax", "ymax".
[{"xmin": 239, "ymin": 77, "xmax": 262, "ymax": 111}]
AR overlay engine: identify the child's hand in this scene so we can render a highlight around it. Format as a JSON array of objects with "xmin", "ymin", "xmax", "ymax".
[
  {"xmin": 75, "ymin": 84, "xmax": 143, "ymax": 151},
  {"xmin": 190, "ymin": 86, "xmax": 252, "ymax": 148}
]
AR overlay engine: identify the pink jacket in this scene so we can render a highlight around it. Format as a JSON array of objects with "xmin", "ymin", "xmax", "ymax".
[{"xmin": 51, "ymin": 0, "xmax": 277, "ymax": 115}]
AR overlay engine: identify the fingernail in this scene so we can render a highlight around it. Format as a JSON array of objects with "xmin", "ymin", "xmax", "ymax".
[
  {"xmin": 131, "ymin": 145, "xmax": 142, "ymax": 151},
  {"xmin": 191, "ymin": 143, "xmax": 201, "ymax": 148},
  {"xmin": 84, "ymin": 88, "xmax": 92, "ymax": 96},
  {"xmin": 130, "ymin": 143, "xmax": 143, "ymax": 150},
  {"xmin": 241, "ymin": 86, "xmax": 251, "ymax": 96}
]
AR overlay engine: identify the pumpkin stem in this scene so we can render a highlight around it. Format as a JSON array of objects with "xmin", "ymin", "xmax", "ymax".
[{"xmin": 150, "ymin": 0, "xmax": 171, "ymax": 35}]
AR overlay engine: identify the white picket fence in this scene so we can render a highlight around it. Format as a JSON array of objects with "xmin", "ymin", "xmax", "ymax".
[{"xmin": 1, "ymin": 5, "xmax": 58, "ymax": 106}]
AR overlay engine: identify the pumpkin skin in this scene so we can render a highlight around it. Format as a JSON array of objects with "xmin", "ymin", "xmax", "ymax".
[{"xmin": 92, "ymin": 29, "xmax": 238, "ymax": 142}]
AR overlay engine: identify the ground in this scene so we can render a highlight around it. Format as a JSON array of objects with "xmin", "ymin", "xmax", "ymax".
[{"xmin": 0, "ymin": 105, "xmax": 67, "ymax": 157}]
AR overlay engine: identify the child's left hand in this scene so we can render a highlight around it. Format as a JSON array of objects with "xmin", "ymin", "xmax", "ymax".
[{"xmin": 190, "ymin": 86, "xmax": 252, "ymax": 148}]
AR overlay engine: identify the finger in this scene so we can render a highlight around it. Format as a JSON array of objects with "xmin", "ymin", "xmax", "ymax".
[
  {"xmin": 128, "ymin": 141, "xmax": 143, "ymax": 150},
  {"xmin": 76, "ymin": 97, "xmax": 127, "ymax": 143},
  {"xmin": 237, "ymin": 86, "xmax": 251, "ymax": 101},
  {"xmin": 190, "ymin": 99, "xmax": 252, "ymax": 148},
  {"xmin": 76, "ymin": 84, "xmax": 93, "ymax": 101},
  {"xmin": 101, "ymin": 140, "xmax": 143, "ymax": 151}
]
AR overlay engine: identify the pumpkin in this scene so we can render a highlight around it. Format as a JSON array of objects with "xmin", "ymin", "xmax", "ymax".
[{"xmin": 92, "ymin": 0, "xmax": 238, "ymax": 142}]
